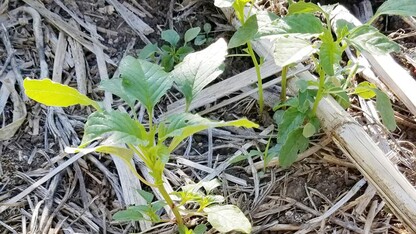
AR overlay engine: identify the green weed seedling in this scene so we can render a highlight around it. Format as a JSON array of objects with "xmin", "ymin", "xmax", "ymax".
[
  {"xmin": 194, "ymin": 23, "xmax": 214, "ymax": 46},
  {"xmin": 24, "ymin": 38, "xmax": 256, "ymax": 233},
  {"xmin": 215, "ymin": 0, "xmax": 416, "ymax": 167},
  {"xmin": 140, "ymin": 27, "xmax": 206, "ymax": 72}
]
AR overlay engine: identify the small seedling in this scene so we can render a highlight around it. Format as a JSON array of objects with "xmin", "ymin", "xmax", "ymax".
[
  {"xmin": 140, "ymin": 27, "xmax": 206, "ymax": 72},
  {"xmin": 194, "ymin": 23, "xmax": 214, "ymax": 46},
  {"xmin": 24, "ymin": 38, "xmax": 255, "ymax": 233}
]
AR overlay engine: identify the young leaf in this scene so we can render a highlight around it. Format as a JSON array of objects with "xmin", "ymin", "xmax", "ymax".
[
  {"xmin": 374, "ymin": 0, "xmax": 416, "ymax": 18},
  {"xmin": 23, "ymin": 78, "xmax": 100, "ymax": 110},
  {"xmin": 176, "ymin": 46, "xmax": 194, "ymax": 60},
  {"xmin": 319, "ymin": 35, "xmax": 343, "ymax": 76},
  {"xmin": 273, "ymin": 36, "xmax": 315, "ymax": 67},
  {"xmin": 302, "ymin": 122, "xmax": 316, "ymax": 138},
  {"xmin": 228, "ymin": 14, "xmax": 258, "ymax": 48},
  {"xmin": 161, "ymin": 29, "xmax": 180, "ymax": 46},
  {"xmin": 232, "ymin": 0, "xmax": 251, "ymax": 22},
  {"xmin": 204, "ymin": 205, "xmax": 251, "ymax": 234},
  {"xmin": 203, "ymin": 23, "xmax": 212, "ymax": 33},
  {"xmin": 353, "ymin": 81, "xmax": 377, "ymax": 99},
  {"xmin": 113, "ymin": 208, "xmax": 144, "ymax": 222},
  {"xmin": 184, "ymin": 27, "xmax": 201, "ymax": 44},
  {"xmin": 138, "ymin": 43, "xmax": 160, "ymax": 59},
  {"xmin": 279, "ymin": 128, "xmax": 309, "ymax": 167},
  {"xmin": 158, "ymin": 113, "xmax": 258, "ymax": 151},
  {"xmin": 347, "ymin": 25, "xmax": 400, "ymax": 55},
  {"xmin": 193, "ymin": 224, "xmax": 207, "ymax": 234},
  {"xmin": 287, "ymin": 1, "xmax": 325, "ymax": 15},
  {"xmin": 81, "ymin": 110, "xmax": 148, "ymax": 146},
  {"xmin": 99, "ymin": 78, "xmax": 136, "ymax": 107},
  {"xmin": 137, "ymin": 190, "xmax": 154, "ymax": 203},
  {"xmin": 277, "ymin": 107, "xmax": 306, "ymax": 144},
  {"xmin": 170, "ymin": 38, "xmax": 227, "ymax": 109},
  {"xmin": 374, "ymin": 89, "xmax": 397, "ymax": 131},
  {"xmin": 120, "ymin": 56, "xmax": 172, "ymax": 113}
]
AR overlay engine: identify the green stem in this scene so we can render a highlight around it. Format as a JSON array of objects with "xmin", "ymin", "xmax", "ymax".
[
  {"xmin": 342, "ymin": 62, "xmax": 359, "ymax": 90},
  {"xmin": 280, "ymin": 65, "xmax": 288, "ymax": 104},
  {"xmin": 246, "ymin": 41, "xmax": 264, "ymax": 114},
  {"xmin": 157, "ymin": 183, "xmax": 184, "ymax": 227},
  {"xmin": 312, "ymin": 67, "xmax": 325, "ymax": 115}
]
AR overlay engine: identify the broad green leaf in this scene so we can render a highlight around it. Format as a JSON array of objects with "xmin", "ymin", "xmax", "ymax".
[
  {"xmin": 138, "ymin": 43, "xmax": 160, "ymax": 59},
  {"xmin": 288, "ymin": 1, "xmax": 325, "ymax": 15},
  {"xmin": 120, "ymin": 56, "xmax": 172, "ymax": 113},
  {"xmin": 204, "ymin": 205, "xmax": 251, "ymax": 233},
  {"xmin": 81, "ymin": 110, "xmax": 148, "ymax": 146},
  {"xmin": 184, "ymin": 27, "xmax": 201, "ymax": 43},
  {"xmin": 279, "ymin": 128, "xmax": 309, "ymax": 167},
  {"xmin": 170, "ymin": 38, "xmax": 227, "ymax": 109},
  {"xmin": 319, "ymin": 36, "xmax": 343, "ymax": 76},
  {"xmin": 228, "ymin": 15, "xmax": 258, "ymax": 48},
  {"xmin": 99, "ymin": 78, "xmax": 136, "ymax": 107},
  {"xmin": 161, "ymin": 29, "xmax": 180, "ymax": 46},
  {"xmin": 256, "ymin": 12, "xmax": 323, "ymax": 38},
  {"xmin": 277, "ymin": 107, "xmax": 306, "ymax": 144},
  {"xmin": 273, "ymin": 110, "xmax": 285, "ymax": 125},
  {"xmin": 161, "ymin": 54, "xmax": 175, "ymax": 72},
  {"xmin": 375, "ymin": 0, "xmax": 416, "ymax": 18},
  {"xmin": 158, "ymin": 113, "xmax": 258, "ymax": 151},
  {"xmin": 113, "ymin": 208, "xmax": 144, "ymax": 221},
  {"xmin": 214, "ymin": 0, "xmax": 234, "ymax": 8},
  {"xmin": 137, "ymin": 190, "xmax": 154, "ymax": 203},
  {"xmin": 353, "ymin": 81, "xmax": 377, "ymax": 99},
  {"xmin": 302, "ymin": 122, "xmax": 315, "ymax": 138},
  {"xmin": 193, "ymin": 224, "xmax": 207, "ymax": 234},
  {"xmin": 273, "ymin": 36, "xmax": 315, "ymax": 67},
  {"xmin": 375, "ymin": 89, "xmax": 397, "ymax": 131},
  {"xmin": 23, "ymin": 78, "xmax": 100, "ymax": 110},
  {"xmin": 347, "ymin": 25, "xmax": 400, "ymax": 55},
  {"xmin": 176, "ymin": 46, "xmax": 194, "ymax": 60}
]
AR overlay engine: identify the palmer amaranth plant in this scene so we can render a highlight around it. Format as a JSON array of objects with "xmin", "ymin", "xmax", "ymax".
[{"xmin": 24, "ymin": 39, "xmax": 256, "ymax": 233}]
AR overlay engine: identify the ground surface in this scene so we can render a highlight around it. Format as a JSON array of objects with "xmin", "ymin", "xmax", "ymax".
[{"xmin": 1, "ymin": 0, "xmax": 416, "ymax": 233}]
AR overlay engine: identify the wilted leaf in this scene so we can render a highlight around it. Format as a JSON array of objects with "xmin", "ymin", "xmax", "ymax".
[{"xmin": 204, "ymin": 205, "xmax": 252, "ymax": 233}]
